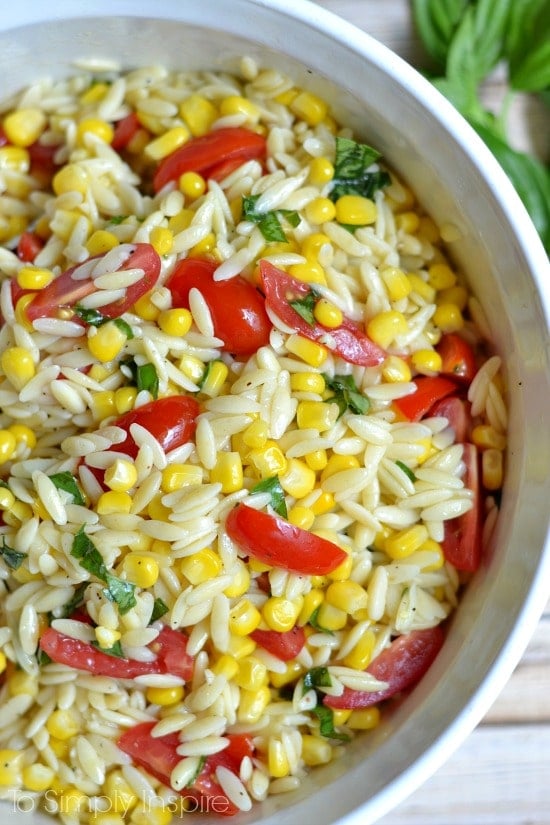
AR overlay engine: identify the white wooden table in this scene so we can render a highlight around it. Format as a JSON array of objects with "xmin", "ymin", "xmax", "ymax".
[{"xmin": 315, "ymin": 2, "xmax": 550, "ymax": 822}]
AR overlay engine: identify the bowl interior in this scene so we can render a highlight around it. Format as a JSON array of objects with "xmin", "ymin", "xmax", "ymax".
[{"xmin": 1, "ymin": 4, "xmax": 550, "ymax": 824}]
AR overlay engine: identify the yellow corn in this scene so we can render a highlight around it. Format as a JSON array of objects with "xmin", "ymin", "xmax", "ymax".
[
  {"xmin": 385, "ymin": 524, "xmax": 429, "ymax": 560},
  {"xmin": 227, "ymin": 634, "xmax": 256, "ymax": 659},
  {"xmin": 428, "ymin": 263, "xmax": 456, "ymax": 290},
  {"xmin": 8, "ymin": 424, "xmax": 36, "ymax": 451},
  {"xmin": 3, "ymin": 108, "xmax": 46, "ymax": 147},
  {"xmin": 285, "ymin": 334, "xmax": 328, "ymax": 367},
  {"xmin": 223, "ymin": 558, "xmax": 250, "ymax": 598},
  {"xmin": 416, "ymin": 538, "xmax": 445, "ymax": 571},
  {"xmin": 144, "ymin": 126, "xmax": 190, "ymax": 161},
  {"xmin": 347, "ymin": 707, "xmax": 381, "ymax": 730},
  {"xmin": 381, "ymin": 266, "xmax": 412, "ymax": 301},
  {"xmin": 288, "ymin": 504, "xmax": 316, "ymax": 530},
  {"xmin": 146, "ymin": 685, "xmax": 184, "ymax": 706},
  {"xmin": 105, "ymin": 458, "xmax": 137, "ymax": 492},
  {"xmin": 200, "ymin": 360, "xmax": 229, "ymax": 397},
  {"xmin": 263, "ymin": 597, "xmax": 302, "ymax": 633},
  {"xmin": 407, "ymin": 273, "xmax": 436, "ymax": 302},
  {"xmin": 149, "ymin": 226, "xmax": 174, "ymax": 256},
  {"xmin": 14, "ymin": 293, "xmax": 36, "ymax": 331},
  {"xmin": 8, "ymin": 669, "xmax": 39, "ymax": 698},
  {"xmin": 76, "ymin": 118, "xmax": 114, "ymax": 145},
  {"xmin": 229, "ymin": 599, "xmax": 262, "ymax": 636},
  {"xmin": 190, "ymin": 232, "xmax": 217, "ymax": 257},
  {"xmin": 321, "ymin": 454, "xmax": 360, "ymax": 481},
  {"xmin": 89, "ymin": 364, "xmax": 114, "ymax": 382},
  {"xmin": 168, "ymin": 208, "xmax": 194, "ymax": 235},
  {"xmin": 158, "ymin": 308, "xmax": 192, "ymax": 337},
  {"xmin": 179, "ymin": 171, "xmax": 206, "ymax": 199},
  {"xmin": 288, "ymin": 260, "xmax": 327, "ymax": 285},
  {"xmin": 382, "ymin": 355, "xmax": 412, "ymax": 383},
  {"xmin": 248, "ymin": 441, "xmax": 287, "ymax": 478},
  {"xmin": 279, "ymin": 458, "xmax": 316, "ymax": 498},
  {"xmin": 95, "ymin": 626, "xmax": 122, "ymax": 649},
  {"xmin": 270, "ymin": 660, "xmax": 304, "ymax": 688},
  {"xmin": 305, "ymin": 448, "xmax": 328, "ymax": 471},
  {"xmin": 268, "ymin": 738, "xmax": 290, "ymax": 778},
  {"xmin": 179, "ymin": 95, "xmax": 218, "ymax": 136},
  {"xmin": 179, "ymin": 353, "xmax": 205, "ymax": 382},
  {"xmin": 242, "ymin": 418, "xmax": 269, "ymax": 449},
  {"xmin": 313, "ymin": 298, "xmax": 343, "ymax": 328},
  {"xmin": 22, "ymin": 763, "xmax": 55, "ymax": 792},
  {"xmin": 0, "ymin": 145, "xmax": 30, "ymax": 173},
  {"xmin": 327, "ymin": 551, "xmax": 353, "ymax": 581},
  {"xmin": 46, "ymin": 709, "xmax": 80, "ymax": 740},
  {"xmin": 133, "ymin": 291, "xmax": 160, "ymax": 321},
  {"xmin": 482, "ymin": 448, "xmax": 503, "ymax": 490},
  {"xmin": 308, "ymin": 157, "xmax": 334, "ymax": 186},
  {"xmin": 148, "ymin": 495, "xmax": 171, "ymax": 521},
  {"xmin": 161, "ymin": 463, "xmax": 201, "ymax": 492},
  {"xmin": 433, "ymin": 302, "xmax": 464, "ymax": 332},
  {"xmin": 296, "ymin": 400, "xmax": 339, "ymax": 432},
  {"xmin": 411, "ymin": 348, "xmax": 442, "ymax": 376},
  {"xmin": 289, "ymin": 372, "xmax": 325, "ymax": 395},
  {"xmin": 88, "ymin": 322, "xmax": 128, "ymax": 362},
  {"xmin": 396, "ymin": 211, "xmax": 420, "ymax": 233},
  {"xmin": 59, "ymin": 789, "xmax": 88, "ymax": 817},
  {"xmin": 343, "ymin": 629, "xmax": 376, "ymax": 670},
  {"xmin": 52, "ymin": 163, "xmax": 89, "ymax": 196},
  {"xmin": 335, "ymin": 195, "xmax": 377, "ymax": 226},
  {"xmin": 325, "ymin": 580, "xmax": 368, "ymax": 614},
  {"xmin": 0, "ymin": 430, "xmax": 17, "ymax": 465},
  {"xmin": 97, "ymin": 491, "xmax": 133, "ymax": 515},
  {"xmin": 471, "ymin": 424, "xmax": 507, "ymax": 451},
  {"xmin": 123, "ymin": 554, "xmax": 160, "ymax": 588},
  {"xmin": 114, "ymin": 386, "xmax": 138, "ymax": 415},
  {"xmin": 437, "ymin": 284, "xmax": 468, "ymax": 311},
  {"xmin": 180, "ymin": 548, "xmax": 222, "ymax": 585},
  {"xmin": 211, "ymin": 654, "xmax": 239, "ymax": 681},
  {"xmin": 220, "ymin": 95, "xmax": 261, "ymax": 122},
  {"xmin": 80, "ymin": 81, "xmax": 109, "ymax": 104},
  {"xmin": 104, "ymin": 770, "xmax": 138, "ymax": 814},
  {"xmin": 304, "ymin": 197, "xmax": 337, "ymax": 224},
  {"xmin": 309, "ymin": 490, "xmax": 335, "ymax": 515},
  {"xmin": 1, "ymin": 346, "xmax": 36, "ymax": 391},
  {"xmin": 301, "ymin": 735, "xmax": 332, "ymax": 766},
  {"xmin": 90, "ymin": 813, "xmax": 126, "ymax": 825},
  {"xmin": 366, "ymin": 310, "xmax": 408, "ymax": 349},
  {"xmin": 16, "ymin": 266, "xmax": 53, "ymax": 291},
  {"xmin": 301, "ymin": 232, "xmax": 331, "ymax": 261},
  {"xmin": 210, "ymin": 451, "xmax": 244, "ymax": 493},
  {"xmin": 86, "ymin": 229, "xmax": 120, "ymax": 256},
  {"xmin": 0, "ymin": 749, "xmax": 24, "ymax": 786},
  {"xmin": 237, "ymin": 685, "xmax": 271, "ymax": 723},
  {"xmin": 315, "ymin": 601, "xmax": 347, "ymax": 631},
  {"xmin": 290, "ymin": 90, "xmax": 328, "ymax": 126},
  {"xmin": 90, "ymin": 389, "xmax": 116, "ymax": 422},
  {"xmin": 236, "ymin": 656, "xmax": 268, "ymax": 691},
  {"xmin": 297, "ymin": 588, "xmax": 324, "ymax": 625}
]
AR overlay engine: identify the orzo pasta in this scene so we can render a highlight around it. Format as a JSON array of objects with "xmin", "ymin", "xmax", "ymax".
[{"xmin": 0, "ymin": 56, "xmax": 506, "ymax": 822}]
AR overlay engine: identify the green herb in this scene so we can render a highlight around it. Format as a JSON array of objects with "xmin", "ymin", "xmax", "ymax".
[
  {"xmin": 308, "ymin": 605, "xmax": 334, "ymax": 635},
  {"xmin": 311, "ymin": 705, "xmax": 351, "ymax": 742},
  {"xmin": 411, "ymin": 0, "xmax": 550, "ymax": 253},
  {"xmin": 303, "ymin": 666, "xmax": 332, "ymax": 691},
  {"xmin": 250, "ymin": 476, "xmax": 288, "ymax": 518},
  {"xmin": 92, "ymin": 640, "xmax": 125, "ymax": 658},
  {"xmin": 329, "ymin": 136, "xmax": 390, "ymax": 202},
  {"xmin": 108, "ymin": 215, "xmax": 128, "ymax": 225},
  {"xmin": 113, "ymin": 318, "xmax": 134, "ymax": 339},
  {"xmin": 185, "ymin": 756, "xmax": 207, "ymax": 788},
  {"xmin": 0, "ymin": 480, "xmax": 10, "ymax": 488},
  {"xmin": 49, "ymin": 472, "xmax": 86, "ymax": 506},
  {"xmin": 242, "ymin": 194, "xmax": 301, "ymax": 242},
  {"xmin": 289, "ymin": 289, "xmax": 318, "ymax": 325},
  {"xmin": 198, "ymin": 360, "xmax": 224, "ymax": 391},
  {"xmin": 137, "ymin": 363, "xmax": 159, "ymax": 399},
  {"xmin": 71, "ymin": 526, "xmax": 136, "ymax": 615},
  {"xmin": 395, "ymin": 460, "xmax": 417, "ymax": 482},
  {"xmin": 38, "ymin": 649, "xmax": 52, "ymax": 666},
  {"xmin": 58, "ymin": 582, "xmax": 88, "ymax": 618},
  {"xmin": 150, "ymin": 597, "xmax": 169, "ymax": 624},
  {"xmin": 0, "ymin": 538, "xmax": 27, "ymax": 570},
  {"xmin": 323, "ymin": 373, "xmax": 370, "ymax": 417},
  {"xmin": 74, "ymin": 306, "xmax": 134, "ymax": 339}
]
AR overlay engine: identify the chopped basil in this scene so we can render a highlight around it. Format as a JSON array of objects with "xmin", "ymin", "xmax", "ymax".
[
  {"xmin": 92, "ymin": 639, "xmax": 125, "ymax": 658},
  {"xmin": 38, "ymin": 649, "xmax": 53, "ymax": 666},
  {"xmin": 308, "ymin": 606, "xmax": 334, "ymax": 635},
  {"xmin": 74, "ymin": 307, "xmax": 134, "ymax": 339},
  {"xmin": 198, "ymin": 360, "xmax": 223, "ymax": 391},
  {"xmin": 0, "ymin": 538, "xmax": 27, "ymax": 570},
  {"xmin": 113, "ymin": 318, "xmax": 134, "ymax": 339},
  {"xmin": 395, "ymin": 460, "xmax": 417, "ymax": 482},
  {"xmin": 242, "ymin": 194, "xmax": 300, "ymax": 242},
  {"xmin": 49, "ymin": 471, "xmax": 85, "ymax": 506},
  {"xmin": 303, "ymin": 666, "xmax": 332, "ymax": 692},
  {"xmin": 0, "ymin": 480, "xmax": 10, "ymax": 488},
  {"xmin": 329, "ymin": 136, "xmax": 390, "ymax": 202},
  {"xmin": 250, "ymin": 476, "xmax": 288, "ymax": 518},
  {"xmin": 289, "ymin": 289, "xmax": 318, "ymax": 326},
  {"xmin": 71, "ymin": 526, "xmax": 136, "ymax": 615},
  {"xmin": 185, "ymin": 755, "xmax": 207, "ymax": 788},
  {"xmin": 323, "ymin": 373, "xmax": 370, "ymax": 417},
  {"xmin": 150, "ymin": 597, "xmax": 169, "ymax": 624},
  {"xmin": 108, "ymin": 215, "xmax": 128, "ymax": 225},
  {"xmin": 58, "ymin": 582, "xmax": 88, "ymax": 619},
  {"xmin": 312, "ymin": 705, "xmax": 351, "ymax": 742},
  {"xmin": 136, "ymin": 363, "xmax": 159, "ymax": 399}
]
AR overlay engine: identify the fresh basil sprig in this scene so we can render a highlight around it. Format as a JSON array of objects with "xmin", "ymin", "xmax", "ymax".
[
  {"xmin": 71, "ymin": 526, "xmax": 137, "ymax": 615},
  {"xmin": 323, "ymin": 373, "xmax": 370, "ymax": 417},
  {"xmin": 329, "ymin": 136, "xmax": 390, "ymax": 202},
  {"xmin": 242, "ymin": 194, "xmax": 300, "ymax": 242},
  {"xmin": 49, "ymin": 471, "xmax": 85, "ymax": 506},
  {"xmin": 250, "ymin": 476, "xmax": 288, "ymax": 518},
  {"xmin": 0, "ymin": 538, "xmax": 27, "ymax": 570}
]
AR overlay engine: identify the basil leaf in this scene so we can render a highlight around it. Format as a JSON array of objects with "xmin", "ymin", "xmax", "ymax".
[
  {"xmin": 71, "ymin": 527, "xmax": 137, "ymax": 615},
  {"xmin": 108, "ymin": 215, "xmax": 128, "ymax": 225},
  {"xmin": 242, "ymin": 195, "xmax": 300, "ymax": 242},
  {"xmin": 312, "ymin": 705, "xmax": 351, "ymax": 742},
  {"xmin": 323, "ymin": 374, "xmax": 370, "ymax": 417},
  {"xmin": 103, "ymin": 574, "xmax": 137, "ymax": 616},
  {"xmin": 198, "ymin": 360, "xmax": 222, "ymax": 391},
  {"xmin": 257, "ymin": 211, "xmax": 288, "ymax": 243},
  {"xmin": 303, "ymin": 666, "xmax": 332, "ymax": 692},
  {"xmin": 38, "ymin": 649, "xmax": 52, "ymax": 666},
  {"xmin": 289, "ymin": 290, "xmax": 317, "ymax": 325},
  {"xmin": 448, "ymin": 0, "xmax": 511, "ymax": 86},
  {"xmin": 308, "ymin": 605, "xmax": 334, "ymax": 635},
  {"xmin": 137, "ymin": 363, "xmax": 159, "ymax": 399},
  {"xmin": 250, "ymin": 476, "xmax": 288, "ymax": 518},
  {"xmin": 411, "ymin": 0, "xmax": 469, "ymax": 70},
  {"xmin": 92, "ymin": 640, "xmax": 125, "ymax": 658},
  {"xmin": 150, "ymin": 597, "xmax": 169, "ymax": 624},
  {"xmin": 48, "ymin": 471, "xmax": 85, "ymax": 506},
  {"xmin": 0, "ymin": 538, "xmax": 27, "ymax": 570},
  {"xmin": 330, "ymin": 170, "xmax": 391, "ymax": 203},
  {"xmin": 506, "ymin": 0, "xmax": 550, "ymax": 92},
  {"xmin": 330, "ymin": 137, "xmax": 389, "ymax": 202},
  {"xmin": 114, "ymin": 318, "xmax": 134, "ymax": 339},
  {"xmin": 58, "ymin": 582, "xmax": 88, "ymax": 619},
  {"xmin": 74, "ymin": 306, "xmax": 109, "ymax": 327},
  {"xmin": 395, "ymin": 460, "xmax": 417, "ymax": 482}
]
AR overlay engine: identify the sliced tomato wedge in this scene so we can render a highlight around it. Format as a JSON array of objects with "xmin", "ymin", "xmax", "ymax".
[
  {"xmin": 429, "ymin": 395, "xmax": 470, "ymax": 443},
  {"xmin": 17, "ymin": 231, "xmax": 44, "ymax": 263},
  {"xmin": 250, "ymin": 626, "xmax": 306, "ymax": 661},
  {"xmin": 166, "ymin": 257, "xmax": 272, "ymax": 355},
  {"xmin": 226, "ymin": 503, "xmax": 347, "ymax": 575},
  {"xmin": 324, "ymin": 626, "xmax": 445, "ymax": 709},
  {"xmin": 107, "ymin": 395, "xmax": 199, "ymax": 460},
  {"xmin": 442, "ymin": 442, "xmax": 482, "ymax": 571},
  {"xmin": 112, "ymin": 112, "xmax": 141, "ymax": 151},
  {"xmin": 40, "ymin": 625, "xmax": 193, "ymax": 681},
  {"xmin": 118, "ymin": 722, "xmax": 254, "ymax": 816},
  {"xmin": 437, "ymin": 333, "xmax": 477, "ymax": 384},
  {"xmin": 24, "ymin": 243, "xmax": 161, "ymax": 323},
  {"xmin": 260, "ymin": 260, "xmax": 385, "ymax": 366},
  {"xmin": 28, "ymin": 139, "xmax": 62, "ymax": 179},
  {"xmin": 393, "ymin": 375, "xmax": 457, "ymax": 422},
  {"xmin": 153, "ymin": 127, "xmax": 267, "ymax": 193}
]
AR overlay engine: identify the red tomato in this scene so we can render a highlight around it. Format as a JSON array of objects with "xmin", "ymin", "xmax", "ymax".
[
  {"xmin": 260, "ymin": 260, "xmax": 385, "ymax": 367},
  {"xmin": 111, "ymin": 112, "xmax": 141, "ymax": 151},
  {"xmin": 226, "ymin": 503, "xmax": 348, "ymax": 575},
  {"xmin": 393, "ymin": 375, "xmax": 457, "ymax": 422},
  {"xmin": 250, "ymin": 626, "xmax": 306, "ymax": 661},
  {"xmin": 324, "ymin": 626, "xmax": 445, "ymax": 709},
  {"xmin": 40, "ymin": 625, "xmax": 193, "ymax": 680},
  {"xmin": 166, "ymin": 257, "xmax": 272, "ymax": 355},
  {"xmin": 28, "ymin": 140, "xmax": 62, "ymax": 180},
  {"xmin": 153, "ymin": 127, "xmax": 267, "ymax": 192},
  {"xmin": 17, "ymin": 231, "xmax": 44, "ymax": 263},
  {"xmin": 105, "ymin": 396, "xmax": 199, "ymax": 460},
  {"xmin": 25, "ymin": 243, "xmax": 161, "ymax": 322},
  {"xmin": 437, "ymin": 333, "xmax": 477, "ymax": 384},
  {"xmin": 118, "ymin": 722, "xmax": 254, "ymax": 816},
  {"xmin": 442, "ymin": 442, "xmax": 482, "ymax": 571},
  {"xmin": 429, "ymin": 395, "xmax": 470, "ymax": 443}
]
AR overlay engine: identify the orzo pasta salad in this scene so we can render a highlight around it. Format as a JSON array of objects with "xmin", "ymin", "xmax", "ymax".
[{"xmin": 0, "ymin": 57, "xmax": 506, "ymax": 822}]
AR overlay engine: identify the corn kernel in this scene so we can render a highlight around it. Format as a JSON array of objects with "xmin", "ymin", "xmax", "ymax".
[
  {"xmin": 288, "ymin": 260, "xmax": 327, "ymax": 285},
  {"xmin": 180, "ymin": 548, "xmax": 222, "ymax": 585},
  {"xmin": 88, "ymin": 322, "xmax": 128, "ymax": 363},
  {"xmin": 309, "ymin": 490, "xmax": 335, "ymax": 515},
  {"xmin": 113, "ymin": 386, "xmax": 137, "ymax": 416},
  {"xmin": 179, "ymin": 95, "xmax": 218, "ymax": 137},
  {"xmin": 279, "ymin": 458, "xmax": 316, "ymax": 499},
  {"xmin": 97, "ymin": 490, "xmax": 133, "ymax": 515},
  {"xmin": 304, "ymin": 197, "xmax": 336, "ymax": 224},
  {"xmin": 285, "ymin": 334, "xmax": 328, "ymax": 367},
  {"xmin": 14, "ymin": 293, "xmax": 36, "ymax": 331},
  {"xmin": 396, "ymin": 211, "xmax": 420, "ymax": 233},
  {"xmin": 83, "ymin": 230, "xmax": 119, "ymax": 257},
  {"xmin": 90, "ymin": 389, "xmax": 116, "ymax": 422},
  {"xmin": 289, "ymin": 372, "xmax": 325, "ymax": 394},
  {"xmin": 22, "ymin": 763, "xmax": 55, "ymax": 792},
  {"xmin": 0, "ymin": 430, "xmax": 17, "ymax": 465},
  {"xmin": 46, "ymin": 709, "xmax": 80, "ymax": 740},
  {"xmin": 77, "ymin": 118, "xmax": 114, "ymax": 145},
  {"xmin": 301, "ymin": 232, "xmax": 331, "ymax": 261},
  {"xmin": 407, "ymin": 273, "xmax": 436, "ymax": 303},
  {"xmin": 305, "ymin": 449, "xmax": 328, "ymax": 471},
  {"xmin": 200, "ymin": 360, "xmax": 229, "ymax": 398},
  {"xmin": 482, "ymin": 448, "xmax": 503, "ymax": 490},
  {"xmin": 343, "ymin": 629, "xmax": 376, "ymax": 670},
  {"xmin": 326, "ymin": 580, "xmax": 368, "ymax": 614},
  {"xmin": 415, "ymin": 539, "xmax": 445, "ymax": 571},
  {"xmin": 296, "ymin": 400, "xmax": 339, "ymax": 432},
  {"xmin": 211, "ymin": 654, "xmax": 239, "ymax": 680},
  {"xmin": 297, "ymin": 588, "xmax": 324, "ymax": 625},
  {"xmin": 366, "ymin": 310, "xmax": 408, "ymax": 349},
  {"xmin": 262, "ymin": 596, "xmax": 300, "ymax": 632},
  {"xmin": 52, "ymin": 163, "xmax": 89, "ymax": 196},
  {"xmin": 248, "ymin": 441, "xmax": 287, "ymax": 478},
  {"xmin": 0, "ymin": 749, "xmax": 24, "ymax": 786},
  {"xmin": 301, "ymin": 735, "xmax": 332, "ymax": 766},
  {"xmin": 157, "ymin": 308, "xmax": 192, "ymax": 337},
  {"xmin": 472, "ymin": 424, "xmax": 507, "ymax": 451},
  {"xmin": 80, "ymin": 81, "xmax": 109, "ymax": 104},
  {"xmin": 315, "ymin": 601, "xmax": 347, "ymax": 630},
  {"xmin": 8, "ymin": 669, "xmax": 39, "ymax": 698},
  {"xmin": 313, "ymin": 297, "xmax": 343, "ymax": 328},
  {"xmin": 428, "ymin": 263, "xmax": 456, "ymax": 291},
  {"xmin": 411, "ymin": 348, "xmax": 442, "ymax": 376},
  {"xmin": 95, "ymin": 626, "xmax": 122, "ymax": 649},
  {"xmin": 290, "ymin": 91, "xmax": 328, "ymax": 126},
  {"xmin": 148, "ymin": 495, "xmax": 171, "ymax": 521},
  {"xmin": 104, "ymin": 459, "xmax": 137, "ymax": 492},
  {"xmin": 0, "ymin": 487, "xmax": 14, "ymax": 510},
  {"xmin": 59, "ymin": 788, "xmax": 88, "ymax": 816},
  {"xmin": 227, "ymin": 634, "xmax": 256, "ymax": 659},
  {"xmin": 179, "ymin": 171, "xmax": 206, "ymax": 199},
  {"xmin": 308, "ymin": 157, "xmax": 334, "ymax": 186},
  {"xmin": 385, "ymin": 524, "xmax": 429, "ymax": 560},
  {"xmin": 220, "ymin": 95, "xmax": 261, "ymax": 122},
  {"xmin": 179, "ymin": 354, "xmax": 205, "ymax": 382},
  {"xmin": 123, "ymin": 554, "xmax": 160, "ymax": 588},
  {"xmin": 147, "ymin": 226, "xmax": 173, "ymax": 257},
  {"xmin": 1, "ymin": 346, "xmax": 36, "ymax": 391},
  {"xmin": 382, "ymin": 355, "xmax": 412, "ymax": 383},
  {"xmin": 381, "ymin": 266, "xmax": 411, "ymax": 301},
  {"xmin": 223, "ymin": 558, "xmax": 250, "ymax": 598},
  {"xmin": 270, "ymin": 660, "xmax": 304, "ymax": 688},
  {"xmin": 48, "ymin": 738, "xmax": 70, "ymax": 758},
  {"xmin": 236, "ymin": 656, "xmax": 268, "ymax": 691},
  {"xmin": 321, "ymin": 454, "xmax": 360, "ymax": 481},
  {"xmin": 288, "ymin": 505, "xmax": 315, "ymax": 530},
  {"xmin": 4, "ymin": 108, "xmax": 47, "ymax": 147},
  {"xmin": 104, "ymin": 771, "xmax": 138, "ymax": 814},
  {"xmin": 210, "ymin": 451, "xmax": 244, "ymax": 493},
  {"xmin": 133, "ymin": 291, "xmax": 160, "ymax": 321},
  {"xmin": 437, "ymin": 285, "xmax": 468, "ymax": 311},
  {"xmin": 229, "ymin": 599, "xmax": 262, "ymax": 636},
  {"xmin": 433, "ymin": 303, "xmax": 464, "ymax": 332},
  {"xmin": 0, "ymin": 145, "xmax": 30, "ymax": 173},
  {"xmin": 335, "ymin": 195, "xmax": 377, "ymax": 226},
  {"xmin": 146, "ymin": 685, "xmax": 184, "ymax": 706},
  {"xmin": 190, "ymin": 232, "xmax": 217, "ymax": 257},
  {"xmin": 145, "ymin": 126, "xmax": 190, "ymax": 162},
  {"xmin": 327, "ymin": 552, "xmax": 353, "ymax": 581},
  {"xmin": 16, "ymin": 265, "xmax": 53, "ymax": 291},
  {"xmin": 90, "ymin": 813, "xmax": 126, "ymax": 825},
  {"xmin": 237, "ymin": 685, "xmax": 271, "ymax": 723},
  {"xmin": 132, "ymin": 806, "xmax": 172, "ymax": 825},
  {"xmin": 242, "ymin": 418, "xmax": 269, "ymax": 449},
  {"xmin": 268, "ymin": 738, "xmax": 290, "ymax": 777},
  {"xmin": 347, "ymin": 707, "xmax": 381, "ymax": 730}
]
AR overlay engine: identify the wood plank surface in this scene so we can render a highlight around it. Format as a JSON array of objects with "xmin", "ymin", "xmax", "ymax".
[{"xmin": 314, "ymin": 2, "xmax": 550, "ymax": 823}]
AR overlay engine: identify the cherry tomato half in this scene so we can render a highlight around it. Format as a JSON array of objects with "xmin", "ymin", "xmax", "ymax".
[
  {"xmin": 107, "ymin": 396, "xmax": 200, "ymax": 460},
  {"xmin": 153, "ymin": 127, "xmax": 267, "ymax": 193},
  {"xmin": 166, "ymin": 257, "xmax": 272, "ymax": 355},
  {"xmin": 393, "ymin": 375, "xmax": 457, "ymax": 422},
  {"xmin": 324, "ymin": 626, "xmax": 445, "ymax": 709},
  {"xmin": 111, "ymin": 112, "xmax": 141, "ymax": 151},
  {"xmin": 429, "ymin": 395, "xmax": 471, "ymax": 443},
  {"xmin": 260, "ymin": 260, "xmax": 385, "ymax": 367},
  {"xmin": 25, "ymin": 243, "xmax": 161, "ymax": 322},
  {"xmin": 442, "ymin": 442, "xmax": 482, "ymax": 571},
  {"xmin": 437, "ymin": 333, "xmax": 477, "ymax": 384},
  {"xmin": 226, "ymin": 503, "xmax": 348, "ymax": 576},
  {"xmin": 17, "ymin": 231, "xmax": 44, "ymax": 263},
  {"xmin": 250, "ymin": 626, "xmax": 306, "ymax": 661}
]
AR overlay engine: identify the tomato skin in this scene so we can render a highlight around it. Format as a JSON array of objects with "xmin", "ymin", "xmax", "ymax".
[
  {"xmin": 108, "ymin": 396, "xmax": 199, "ymax": 460},
  {"xmin": 166, "ymin": 257, "xmax": 272, "ymax": 355},
  {"xmin": 260, "ymin": 260, "xmax": 385, "ymax": 366},
  {"xmin": 442, "ymin": 442, "xmax": 482, "ymax": 571},
  {"xmin": 28, "ymin": 140, "xmax": 62, "ymax": 179},
  {"xmin": 112, "ymin": 112, "xmax": 141, "ymax": 151},
  {"xmin": 393, "ymin": 375, "xmax": 457, "ymax": 422},
  {"xmin": 17, "ymin": 231, "xmax": 44, "ymax": 263},
  {"xmin": 250, "ymin": 626, "xmax": 306, "ymax": 661},
  {"xmin": 226, "ymin": 503, "xmax": 348, "ymax": 575},
  {"xmin": 153, "ymin": 127, "xmax": 267, "ymax": 192},
  {"xmin": 429, "ymin": 395, "xmax": 470, "ymax": 443},
  {"xmin": 25, "ymin": 243, "xmax": 161, "ymax": 322},
  {"xmin": 437, "ymin": 333, "xmax": 477, "ymax": 384},
  {"xmin": 324, "ymin": 626, "xmax": 445, "ymax": 709},
  {"xmin": 39, "ymin": 626, "xmax": 193, "ymax": 680}
]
